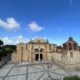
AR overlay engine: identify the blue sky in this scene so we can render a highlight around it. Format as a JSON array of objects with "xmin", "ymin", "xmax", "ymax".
[{"xmin": 0, "ymin": 0, "xmax": 80, "ymax": 45}]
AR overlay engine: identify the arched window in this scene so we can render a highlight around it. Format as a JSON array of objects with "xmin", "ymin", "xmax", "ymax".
[
  {"xmin": 63, "ymin": 44, "xmax": 67, "ymax": 50},
  {"xmin": 40, "ymin": 48, "xmax": 44, "ymax": 52},
  {"xmin": 74, "ymin": 43, "xmax": 77, "ymax": 50},
  {"xmin": 69, "ymin": 43, "xmax": 72, "ymax": 50},
  {"xmin": 34, "ymin": 48, "xmax": 39, "ymax": 52}
]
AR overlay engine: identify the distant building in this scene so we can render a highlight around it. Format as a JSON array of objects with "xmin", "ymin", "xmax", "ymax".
[{"xmin": 12, "ymin": 37, "xmax": 80, "ymax": 70}]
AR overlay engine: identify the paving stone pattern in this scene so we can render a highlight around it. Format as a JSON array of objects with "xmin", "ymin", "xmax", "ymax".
[{"xmin": 0, "ymin": 62, "xmax": 80, "ymax": 80}]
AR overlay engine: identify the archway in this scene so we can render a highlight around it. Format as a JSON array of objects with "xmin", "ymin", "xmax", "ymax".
[
  {"xmin": 34, "ymin": 48, "xmax": 44, "ymax": 61},
  {"xmin": 69, "ymin": 43, "xmax": 72, "ymax": 50},
  {"xmin": 35, "ymin": 54, "xmax": 39, "ymax": 61},
  {"xmin": 40, "ymin": 48, "xmax": 44, "ymax": 52},
  {"xmin": 40, "ymin": 54, "xmax": 43, "ymax": 61}
]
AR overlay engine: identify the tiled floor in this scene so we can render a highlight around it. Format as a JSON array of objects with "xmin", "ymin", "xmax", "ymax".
[{"xmin": 0, "ymin": 62, "xmax": 79, "ymax": 80}]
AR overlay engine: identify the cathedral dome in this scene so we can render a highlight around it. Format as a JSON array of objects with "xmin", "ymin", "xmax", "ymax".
[
  {"xmin": 68, "ymin": 37, "xmax": 73, "ymax": 41},
  {"xmin": 63, "ymin": 37, "xmax": 78, "ymax": 50}
]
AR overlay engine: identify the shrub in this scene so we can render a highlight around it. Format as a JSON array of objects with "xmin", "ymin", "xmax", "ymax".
[{"xmin": 64, "ymin": 76, "xmax": 80, "ymax": 80}]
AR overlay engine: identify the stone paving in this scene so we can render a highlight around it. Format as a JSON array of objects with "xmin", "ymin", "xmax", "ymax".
[{"xmin": 0, "ymin": 62, "xmax": 80, "ymax": 80}]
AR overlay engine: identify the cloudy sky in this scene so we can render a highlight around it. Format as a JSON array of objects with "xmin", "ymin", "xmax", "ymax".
[{"xmin": 0, "ymin": 0, "xmax": 80, "ymax": 45}]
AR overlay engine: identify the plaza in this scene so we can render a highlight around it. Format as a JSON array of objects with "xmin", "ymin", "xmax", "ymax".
[
  {"xmin": 0, "ymin": 61, "xmax": 80, "ymax": 80},
  {"xmin": 0, "ymin": 0, "xmax": 80, "ymax": 80}
]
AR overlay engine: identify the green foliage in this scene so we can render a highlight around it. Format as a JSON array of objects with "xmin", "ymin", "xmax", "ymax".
[
  {"xmin": 0, "ymin": 40, "xmax": 3, "ymax": 46},
  {"xmin": 64, "ymin": 76, "xmax": 80, "ymax": 80},
  {"xmin": 78, "ymin": 46, "xmax": 80, "ymax": 49},
  {"xmin": 0, "ymin": 39, "xmax": 3, "ymax": 61},
  {"xmin": 2, "ymin": 45, "xmax": 16, "ymax": 54},
  {"xmin": 0, "ymin": 39, "xmax": 16, "ymax": 60}
]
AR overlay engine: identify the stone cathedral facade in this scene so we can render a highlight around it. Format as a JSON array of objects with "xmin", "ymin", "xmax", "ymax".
[{"xmin": 12, "ymin": 37, "xmax": 80, "ymax": 70}]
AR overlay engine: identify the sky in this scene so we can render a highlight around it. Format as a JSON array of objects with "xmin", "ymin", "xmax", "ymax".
[{"xmin": 0, "ymin": 0, "xmax": 80, "ymax": 45}]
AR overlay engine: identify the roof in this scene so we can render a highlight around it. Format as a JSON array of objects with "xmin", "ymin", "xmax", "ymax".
[{"xmin": 29, "ymin": 38, "xmax": 48, "ymax": 43}]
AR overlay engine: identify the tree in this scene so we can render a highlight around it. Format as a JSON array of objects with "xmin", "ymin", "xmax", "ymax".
[
  {"xmin": 0, "ymin": 40, "xmax": 3, "ymax": 61},
  {"xmin": 0, "ymin": 40, "xmax": 3, "ymax": 46},
  {"xmin": 0, "ymin": 39, "xmax": 16, "ymax": 61},
  {"xmin": 2, "ymin": 45, "xmax": 16, "ymax": 55}
]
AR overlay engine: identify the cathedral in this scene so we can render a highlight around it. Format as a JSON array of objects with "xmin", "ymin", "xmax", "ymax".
[{"xmin": 12, "ymin": 37, "xmax": 80, "ymax": 70}]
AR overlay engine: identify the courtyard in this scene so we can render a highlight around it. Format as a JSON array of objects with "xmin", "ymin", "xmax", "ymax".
[{"xmin": 0, "ymin": 62, "xmax": 80, "ymax": 80}]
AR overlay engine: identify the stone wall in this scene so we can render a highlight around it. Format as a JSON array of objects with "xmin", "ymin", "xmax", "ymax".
[{"xmin": 11, "ymin": 38, "xmax": 80, "ymax": 71}]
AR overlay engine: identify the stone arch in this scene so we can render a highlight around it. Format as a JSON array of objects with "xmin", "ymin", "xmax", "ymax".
[
  {"xmin": 34, "ymin": 48, "xmax": 44, "ymax": 61},
  {"xmin": 69, "ymin": 43, "xmax": 72, "ymax": 50},
  {"xmin": 40, "ymin": 48, "xmax": 44, "ymax": 52},
  {"xmin": 34, "ymin": 48, "xmax": 39, "ymax": 52}
]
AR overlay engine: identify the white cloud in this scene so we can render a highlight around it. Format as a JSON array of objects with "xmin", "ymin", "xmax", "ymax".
[
  {"xmin": 28, "ymin": 21, "xmax": 43, "ymax": 32},
  {"xmin": 2, "ymin": 36, "xmax": 14, "ymax": 45},
  {"xmin": 0, "ymin": 36, "xmax": 48, "ymax": 45},
  {"xmin": 16, "ymin": 35, "xmax": 28, "ymax": 44},
  {"xmin": 0, "ymin": 35, "xmax": 29, "ymax": 45},
  {"xmin": 0, "ymin": 18, "xmax": 20, "ymax": 30},
  {"xmin": 17, "ymin": 35, "xmax": 23, "ymax": 40}
]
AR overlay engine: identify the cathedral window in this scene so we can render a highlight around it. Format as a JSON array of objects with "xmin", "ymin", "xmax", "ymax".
[
  {"xmin": 35, "ymin": 48, "xmax": 39, "ymax": 52},
  {"xmin": 40, "ymin": 48, "xmax": 44, "ymax": 52},
  {"xmin": 63, "ymin": 43, "xmax": 67, "ymax": 50},
  {"xmin": 74, "ymin": 43, "xmax": 77, "ymax": 50},
  {"xmin": 69, "ymin": 43, "xmax": 72, "ymax": 50}
]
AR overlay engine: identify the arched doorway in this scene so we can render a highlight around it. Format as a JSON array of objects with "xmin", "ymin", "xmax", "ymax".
[
  {"xmin": 40, "ymin": 54, "xmax": 43, "ymax": 61},
  {"xmin": 35, "ymin": 54, "xmax": 39, "ymax": 61},
  {"xmin": 35, "ymin": 49, "xmax": 39, "ymax": 61},
  {"xmin": 40, "ymin": 48, "xmax": 44, "ymax": 61},
  {"xmin": 34, "ymin": 48, "xmax": 44, "ymax": 61}
]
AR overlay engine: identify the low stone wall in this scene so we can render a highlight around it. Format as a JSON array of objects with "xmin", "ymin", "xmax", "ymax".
[
  {"xmin": 0, "ymin": 56, "xmax": 10, "ymax": 68},
  {"xmin": 65, "ymin": 63, "xmax": 80, "ymax": 71},
  {"xmin": 53, "ymin": 59, "xmax": 80, "ymax": 71}
]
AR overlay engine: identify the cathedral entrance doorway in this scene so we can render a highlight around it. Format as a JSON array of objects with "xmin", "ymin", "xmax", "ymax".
[
  {"xmin": 35, "ymin": 54, "xmax": 39, "ymax": 61},
  {"xmin": 35, "ymin": 54, "xmax": 43, "ymax": 61},
  {"xmin": 34, "ymin": 48, "xmax": 44, "ymax": 61},
  {"xmin": 40, "ymin": 54, "xmax": 43, "ymax": 61}
]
